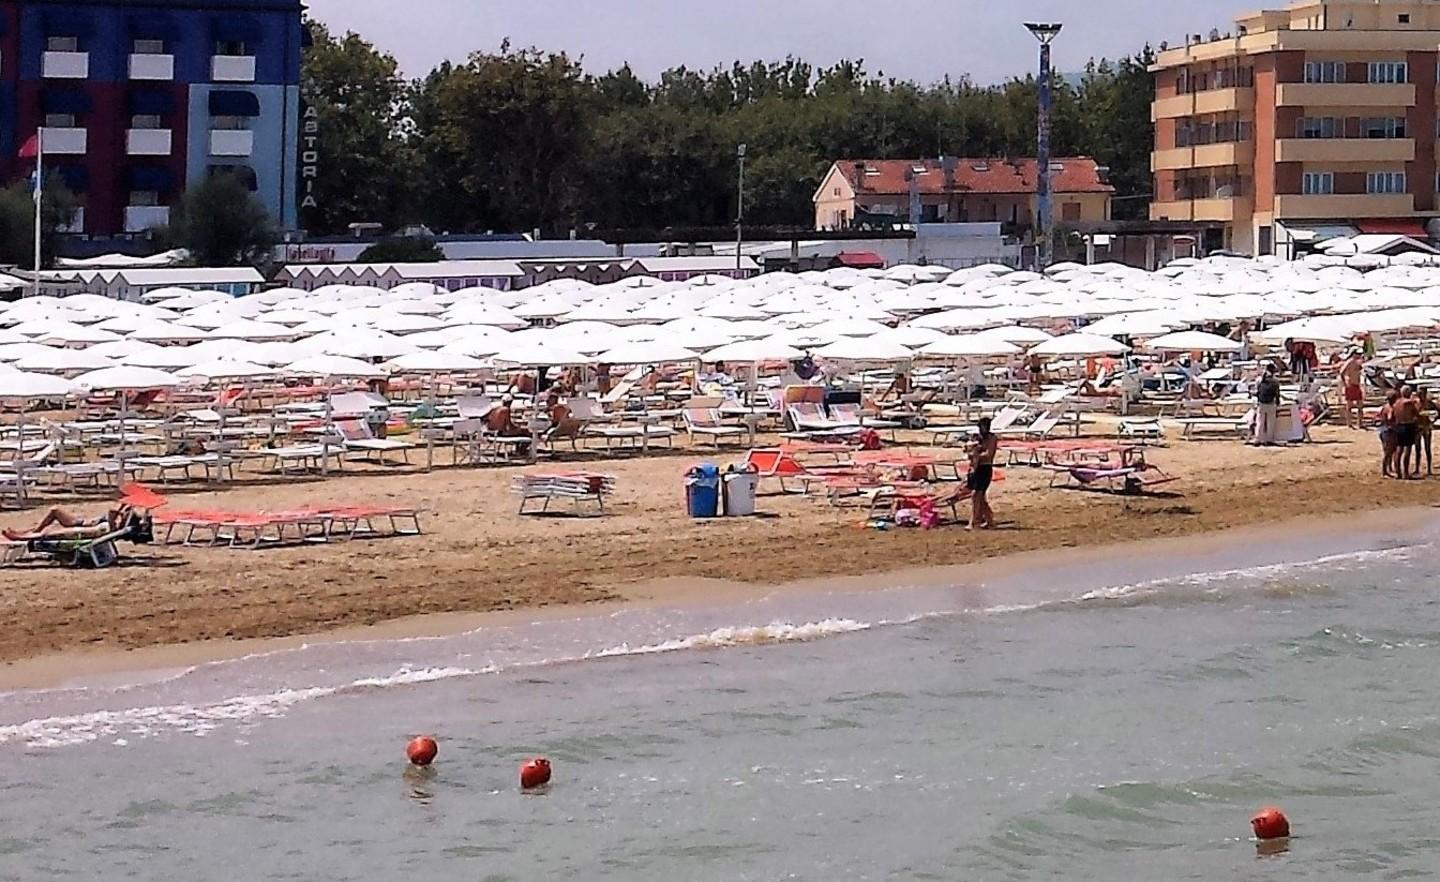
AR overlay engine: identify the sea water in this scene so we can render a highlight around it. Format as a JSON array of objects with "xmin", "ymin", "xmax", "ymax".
[{"xmin": 4, "ymin": 524, "xmax": 1440, "ymax": 880}]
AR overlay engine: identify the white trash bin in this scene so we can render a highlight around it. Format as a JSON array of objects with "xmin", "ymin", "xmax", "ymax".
[{"xmin": 722, "ymin": 469, "xmax": 759, "ymax": 517}]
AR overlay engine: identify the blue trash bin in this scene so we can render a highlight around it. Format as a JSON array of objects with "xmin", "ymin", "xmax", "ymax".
[{"xmin": 684, "ymin": 463, "xmax": 721, "ymax": 518}]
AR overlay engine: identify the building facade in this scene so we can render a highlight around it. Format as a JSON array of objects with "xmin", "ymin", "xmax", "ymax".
[
  {"xmin": 813, "ymin": 158, "xmax": 1113, "ymax": 232},
  {"xmin": 0, "ymin": 0, "xmax": 303, "ymax": 240},
  {"xmin": 1151, "ymin": 0, "xmax": 1440, "ymax": 256}
]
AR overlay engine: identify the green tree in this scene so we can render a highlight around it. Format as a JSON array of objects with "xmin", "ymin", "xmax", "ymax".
[
  {"xmin": 0, "ymin": 174, "xmax": 77, "ymax": 269},
  {"xmin": 357, "ymin": 236, "xmax": 443, "ymax": 262},
  {"xmin": 1077, "ymin": 47, "xmax": 1157, "ymax": 220},
  {"xmin": 302, "ymin": 20, "xmax": 411, "ymax": 233},
  {"xmin": 164, "ymin": 174, "xmax": 277, "ymax": 266}
]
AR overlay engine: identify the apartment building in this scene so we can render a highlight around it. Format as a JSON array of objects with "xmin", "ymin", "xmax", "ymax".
[
  {"xmin": 0, "ymin": 0, "xmax": 303, "ymax": 239},
  {"xmin": 1151, "ymin": 0, "xmax": 1440, "ymax": 256}
]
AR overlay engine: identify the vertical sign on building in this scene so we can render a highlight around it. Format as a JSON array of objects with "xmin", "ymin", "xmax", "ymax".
[{"xmin": 299, "ymin": 100, "xmax": 319, "ymax": 216}]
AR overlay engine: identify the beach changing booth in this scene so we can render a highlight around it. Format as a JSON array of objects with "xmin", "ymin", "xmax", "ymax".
[
  {"xmin": 685, "ymin": 463, "xmax": 721, "ymax": 518},
  {"xmin": 722, "ymin": 463, "xmax": 759, "ymax": 517}
]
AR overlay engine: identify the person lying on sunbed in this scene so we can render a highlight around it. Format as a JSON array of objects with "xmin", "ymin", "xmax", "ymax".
[{"xmin": 4, "ymin": 504, "xmax": 133, "ymax": 542}]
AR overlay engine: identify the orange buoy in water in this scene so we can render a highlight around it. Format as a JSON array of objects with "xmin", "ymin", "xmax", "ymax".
[
  {"xmin": 520, "ymin": 757, "xmax": 552, "ymax": 790},
  {"xmin": 406, "ymin": 736, "xmax": 439, "ymax": 767},
  {"xmin": 1251, "ymin": 806, "xmax": 1290, "ymax": 840}
]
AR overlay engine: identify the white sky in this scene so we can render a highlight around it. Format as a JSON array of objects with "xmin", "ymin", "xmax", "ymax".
[{"xmin": 304, "ymin": 0, "xmax": 1262, "ymax": 83}]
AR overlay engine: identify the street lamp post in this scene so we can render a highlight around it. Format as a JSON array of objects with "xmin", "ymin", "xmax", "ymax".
[
  {"xmin": 735, "ymin": 143, "xmax": 747, "ymax": 275},
  {"xmin": 1025, "ymin": 22, "xmax": 1062, "ymax": 271}
]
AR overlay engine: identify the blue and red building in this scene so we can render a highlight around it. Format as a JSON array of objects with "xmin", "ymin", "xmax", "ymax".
[{"xmin": 0, "ymin": 0, "xmax": 303, "ymax": 239}]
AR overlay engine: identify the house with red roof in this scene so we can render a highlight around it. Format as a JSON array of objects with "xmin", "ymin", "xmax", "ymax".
[{"xmin": 812, "ymin": 157, "xmax": 1114, "ymax": 231}]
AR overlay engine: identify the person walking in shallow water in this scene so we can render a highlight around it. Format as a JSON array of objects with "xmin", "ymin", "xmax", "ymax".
[{"xmin": 967, "ymin": 417, "xmax": 998, "ymax": 530}]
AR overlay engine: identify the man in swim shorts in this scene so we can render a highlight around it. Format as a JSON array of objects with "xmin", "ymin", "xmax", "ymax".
[
  {"xmin": 1395, "ymin": 386, "xmax": 1421, "ymax": 479},
  {"xmin": 1340, "ymin": 350, "xmax": 1365, "ymax": 430}
]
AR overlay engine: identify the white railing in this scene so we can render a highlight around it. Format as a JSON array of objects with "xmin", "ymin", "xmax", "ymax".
[
  {"xmin": 211, "ymin": 55, "xmax": 256, "ymax": 82},
  {"xmin": 124, "ymin": 206, "xmax": 170, "ymax": 232},
  {"xmin": 126, "ymin": 128, "xmax": 172, "ymax": 156},
  {"xmin": 39, "ymin": 127, "xmax": 87, "ymax": 154},
  {"xmin": 42, "ymin": 51, "xmax": 89, "ymax": 79},
  {"xmin": 128, "ymin": 53, "xmax": 174, "ymax": 81},
  {"xmin": 209, "ymin": 129, "xmax": 254, "ymax": 156}
]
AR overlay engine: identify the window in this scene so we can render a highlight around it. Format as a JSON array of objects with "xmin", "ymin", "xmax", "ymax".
[
  {"xmin": 1298, "ymin": 116, "xmax": 1340, "ymax": 138},
  {"xmin": 215, "ymin": 40, "xmax": 248, "ymax": 57},
  {"xmin": 1302, "ymin": 172, "xmax": 1334, "ymax": 195},
  {"xmin": 211, "ymin": 115, "xmax": 247, "ymax": 130},
  {"xmin": 1400, "ymin": 13, "xmax": 1411, "ymax": 24},
  {"xmin": 1368, "ymin": 171, "xmax": 1406, "ymax": 193},
  {"xmin": 45, "ymin": 36, "xmax": 79, "ymax": 52},
  {"xmin": 128, "ymin": 190, "xmax": 159, "ymax": 207},
  {"xmin": 132, "ymin": 39, "xmax": 165, "ymax": 54},
  {"xmin": 1369, "ymin": 61, "xmax": 1407, "ymax": 83},
  {"xmin": 832, "ymin": 187, "xmax": 840, "ymax": 197},
  {"xmin": 130, "ymin": 114, "xmax": 162, "ymax": 130},
  {"xmin": 43, "ymin": 113, "xmax": 76, "ymax": 128},
  {"xmin": 1362, "ymin": 117, "xmax": 1406, "ymax": 138},
  {"xmin": 1304, "ymin": 61, "xmax": 1346, "ymax": 83}
]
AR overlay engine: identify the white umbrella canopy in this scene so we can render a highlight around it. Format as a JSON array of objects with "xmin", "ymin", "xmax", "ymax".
[
  {"xmin": 1029, "ymin": 333, "xmax": 1131, "ymax": 358},
  {"xmin": 260, "ymin": 308, "xmax": 327, "ymax": 326},
  {"xmin": 74, "ymin": 365, "xmax": 181, "ymax": 391},
  {"xmin": 489, "ymin": 338, "xmax": 592, "ymax": 367},
  {"xmin": 1253, "ymin": 316, "xmax": 1356, "ymax": 345},
  {"xmin": 702, "ymin": 338, "xmax": 806, "ymax": 362},
  {"xmin": 206, "ymin": 319, "xmax": 298, "ymax": 341},
  {"xmin": 973, "ymin": 325, "xmax": 1054, "ymax": 345},
  {"xmin": 441, "ymin": 302, "xmax": 528, "ymax": 329},
  {"xmin": 1144, "ymin": 330, "xmax": 1243, "ymax": 353},
  {"xmin": 89, "ymin": 339, "xmax": 164, "ymax": 360},
  {"xmin": 874, "ymin": 325, "xmax": 944, "ymax": 347},
  {"xmin": 285, "ymin": 354, "xmax": 390, "ymax": 379},
  {"xmin": 0, "ymin": 342, "xmax": 70, "ymax": 363},
  {"xmin": 308, "ymin": 328, "xmax": 418, "ymax": 360},
  {"xmin": 594, "ymin": 339, "xmax": 700, "ymax": 365},
  {"xmin": 176, "ymin": 360, "xmax": 281, "ymax": 381},
  {"xmin": 127, "ymin": 320, "xmax": 211, "ymax": 344},
  {"xmin": 0, "ymin": 370, "xmax": 78, "ymax": 398},
  {"xmin": 918, "ymin": 335, "xmax": 1023, "ymax": 358},
  {"xmin": 238, "ymin": 341, "xmax": 310, "ymax": 366},
  {"xmin": 1082, "ymin": 311, "xmax": 1185, "ymax": 339},
  {"xmin": 386, "ymin": 350, "xmax": 490, "ymax": 373},
  {"xmin": 15, "ymin": 347, "xmax": 114, "ymax": 373},
  {"xmin": 121, "ymin": 346, "xmax": 208, "ymax": 368},
  {"xmin": 807, "ymin": 317, "xmax": 892, "ymax": 338},
  {"xmin": 362, "ymin": 311, "xmax": 446, "ymax": 334},
  {"xmin": 813, "ymin": 336, "xmax": 915, "ymax": 363}
]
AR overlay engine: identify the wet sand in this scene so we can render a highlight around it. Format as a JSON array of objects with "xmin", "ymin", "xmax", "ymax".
[{"xmin": 0, "ymin": 423, "xmax": 1432, "ymax": 677}]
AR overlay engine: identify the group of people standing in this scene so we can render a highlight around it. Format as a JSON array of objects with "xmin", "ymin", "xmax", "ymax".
[{"xmin": 1378, "ymin": 385, "xmax": 1437, "ymax": 479}]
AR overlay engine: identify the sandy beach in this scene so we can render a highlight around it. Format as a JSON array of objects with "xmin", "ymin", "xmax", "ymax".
[{"xmin": 0, "ymin": 422, "xmax": 1432, "ymax": 674}]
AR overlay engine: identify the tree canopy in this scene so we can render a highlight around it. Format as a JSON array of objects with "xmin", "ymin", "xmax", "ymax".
[
  {"xmin": 162, "ymin": 173, "xmax": 278, "ymax": 267},
  {"xmin": 0, "ymin": 174, "xmax": 78, "ymax": 270},
  {"xmin": 302, "ymin": 23, "xmax": 1157, "ymax": 237}
]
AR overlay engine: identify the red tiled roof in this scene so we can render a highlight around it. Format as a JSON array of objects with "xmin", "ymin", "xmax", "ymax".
[{"xmin": 834, "ymin": 157, "xmax": 1114, "ymax": 196}]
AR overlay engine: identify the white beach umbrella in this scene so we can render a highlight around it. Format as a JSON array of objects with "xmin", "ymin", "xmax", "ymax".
[
  {"xmin": 386, "ymin": 350, "xmax": 490, "ymax": 373},
  {"xmin": 974, "ymin": 325, "xmax": 1054, "ymax": 345},
  {"xmin": 207, "ymin": 320, "xmax": 297, "ymax": 341},
  {"xmin": 175, "ymin": 360, "xmax": 281, "ymax": 381},
  {"xmin": 88, "ymin": 339, "xmax": 164, "ymax": 361},
  {"xmin": 285, "ymin": 354, "xmax": 389, "ymax": 379},
  {"xmin": 1029, "ymin": 333, "xmax": 1131, "ymax": 357},
  {"xmin": 813, "ymin": 336, "xmax": 915, "ymax": 363},
  {"xmin": 489, "ymin": 338, "xmax": 592, "ymax": 367},
  {"xmin": 1144, "ymin": 331, "xmax": 1243, "ymax": 353},
  {"xmin": 73, "ymin": 365, "xmax": 180, "ymax": 391},
  {"xmin": 15, "ymin": 347, "xmax": 113, "ymax": 373},
  {"xmin": 122, "ymin": 346, "xmax": 207, "ymax": 369},
  {"xmin": 1083, "ymin": 311, "xmax": 1184, "ymax": 339},
  {"xmin": 0, "ymin": 370, "xmax": 78, "ymax": 398},
  {"xmin": 918, "ymin": 335, "xmax": 1023, "ymax": 358},
  {"xmin": 594, "ymin": 339, "xmax": 700, "ymax": 365},
  {"xmin": 127, "ymin": 320, "xmax": 212, "ymax": 344},
  {"xmin": 308, "ymin": 328, "xmax": 418, "ymax": 360},
  {"xmin": 702, "ymin": 338, "xmax": 806, "ymax": 362},
  {"xmin": 0, "ymin": 342, "xmax": 67, "ymax": 363}
]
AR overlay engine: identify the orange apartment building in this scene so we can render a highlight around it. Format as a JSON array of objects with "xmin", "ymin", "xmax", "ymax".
[{"xmin": 1151, "ymin": 0, "xmax": 1440, "ymax": 256}]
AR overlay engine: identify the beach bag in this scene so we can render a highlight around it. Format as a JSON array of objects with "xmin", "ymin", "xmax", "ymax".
[{"xmin": 858, "ymin": 428, "xmax": 882, "ymax": 450}]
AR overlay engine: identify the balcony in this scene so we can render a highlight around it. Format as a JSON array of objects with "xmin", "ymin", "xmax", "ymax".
[
  {"xmin": 39, "ymin": 126, "xmax": 87, "ymax": 154},
  {"xmin": 209, "ymin": 129, "xmax": 253, "ymax": 157},
  {"xmin": 1275, "ymin": 138, "xmax": 1415, "ymax": 163},
  {"xmin": 128, "ymin": 53, "xmax": 174, "ymax": 81},
  {"xmin": 1274, "ymin": 193, "xmax": 1414, "ymax": 218},
  {"xmin": 1152, "ymin": 87, "xmax": 1254, "ymax": 120},
  {"xmin": 1151, "ymin": 197, "xmax": 1252, "ymax": 223},
  {"xmin": 211, "ymin": 55, "xmax": 256, "ymax": 83},
  {"xmin": 41, "ymin": 51, "xmax": 89, "ymax": 79},
  {"xmin": 1152, "ymin": 142, "xmax": 1254, "ymax": 171},
  {"xmin": 123, "ymin": 205, "xmax": 170, "ymax": 233},
  {"xmin": 1276, "ymin": 82, "xmax": 1415, "ymax": 106},
  {"xmin": 126, "ymin": 128, "xmax": 172, "ymax": 156}
]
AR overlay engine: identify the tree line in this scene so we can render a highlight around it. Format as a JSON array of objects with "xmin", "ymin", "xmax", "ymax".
[{"xmin": 301, "ymin": 21, "xmax": 1157, "ymax": 240}]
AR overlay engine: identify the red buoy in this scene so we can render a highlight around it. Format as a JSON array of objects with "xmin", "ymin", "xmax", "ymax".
[
  {"xmin": 1251, "ymin": 806, "xmax": 1290, "ymax": 840},
  {"xmin": 406, "ymin": 736, "xmax": 438, "ymax": 767},
  {"xmin": 520, "ymin": 757, "xmax": 552, "ymax": 790}
]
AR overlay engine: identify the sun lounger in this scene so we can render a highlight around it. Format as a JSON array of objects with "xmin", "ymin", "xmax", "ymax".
[
  {"xmin": 683, "ymin": 408, "xmax": 747, "ymax": 448},
  {"xmin": 127, "ymin": 454, "xmax": 235, "ymax": 484},
  {"xmin": 866, "ymin": 483, "xmax": 973, "ymax": 524},
  {"xmin": 1176, "ymin": 417, "xmax": 1249, "ymax": 440},
  {"xmin": 511, "ymin": 473, "xmax": 614, "ymax": 516},
  {"xmin": 1117, "ymin": 417, "xmax": 1165, "ymax": 441},
  {"xmin": 334, "ymin": 419, "xmax": 415, "ymax": 465},
  {"xmin": 1044, "ymin": 449, "xmax": 1177, "ymax": 495}
]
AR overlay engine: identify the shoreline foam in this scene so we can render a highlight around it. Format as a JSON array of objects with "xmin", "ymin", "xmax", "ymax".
[{"xmin": 3, "ymin": 503, "xmax": 1431, "ymax": 694}]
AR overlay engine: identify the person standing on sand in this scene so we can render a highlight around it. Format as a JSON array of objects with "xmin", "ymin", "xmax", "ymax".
[
  {"xmin": 967, "ymin": 417, "xmax": 999, "ymax": 530},
  {"xmin": 1395, "ymin": 385, "xmax": 1421, "ymax": 479},
  {"xmin": 1418, "ymin": 387, "xmax": 1438, "ymax": 476},
  {"xmin": 1380, "ymin": 391, "xmax": 1399, "ymax": 478},
  {"xmin": 1340, "ymin": 350, "xmax": 1365, "ymax": 430},
  {"xmin": 1253, "ymin": 368, "xmax": 1280, "ymax": 446}
]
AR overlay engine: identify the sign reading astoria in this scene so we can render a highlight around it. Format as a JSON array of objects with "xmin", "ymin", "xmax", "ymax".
[{"xmin": 300, "ymin": 104, "xmax": 320, "ymax": 210}]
